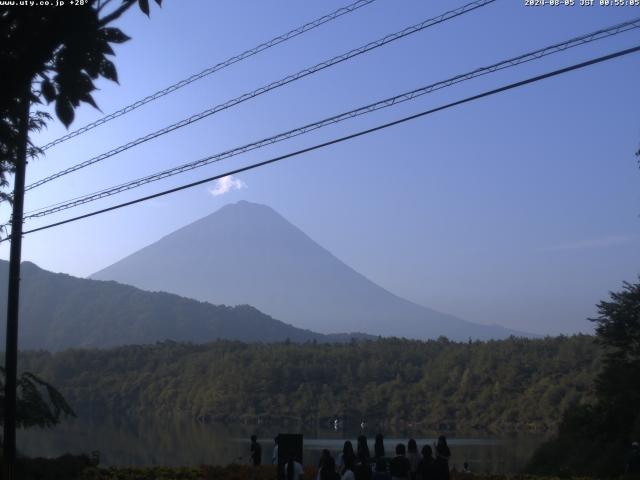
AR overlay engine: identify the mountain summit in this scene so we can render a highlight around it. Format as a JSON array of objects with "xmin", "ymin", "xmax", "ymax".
[{"xmin": 92, "ymin": 201, "xmax": 525, "ymax": 340}]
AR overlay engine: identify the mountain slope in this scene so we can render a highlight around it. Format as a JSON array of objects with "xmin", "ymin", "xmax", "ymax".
[
  {"xmin": 92, "ymin": 201, "xmax": 527, "ymax": 340},
  {"xmin": 0, "ymin": 261, "xmax": 361, "ymax": 351}
]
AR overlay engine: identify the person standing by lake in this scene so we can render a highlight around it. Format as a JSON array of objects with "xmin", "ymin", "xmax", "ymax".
[
  {"xmin": 272, "ymin": 435, "xmax": 279, "ymax": 465},
  {"xmin": 627, "ymin": 442, "xmax": 640, "ymax": 474},
  {"xmin": 285, "ymin": 451, "xmax": 304, "ymax": 480},
  {"xmin": 338, "ymin": 440, "xmax": 356, "ymax": 473},
  {"xmin": 406, "ymin": 439, "xmax": 419, "ymax": 480},
  {"xmin": 318, "ymin": 449, "xmax": 338, "ymax": 480},
  {"xmin": 433, "ymin": 436, "xmax": 450, "ymax": 480},
  {"xmin": 318, "ymin": 449, "xmax": 332, "ymax": 470},
  {"xmin": 355, "ymin": 452, "xmax": 373, "ymax": 480},
  {"xmin": 342, "ymin": 455, "xmax": 356, "ymax": 480},
  {"xmin": 374, "ymin": 434, "xmax": 386, "ymax": 464},
  {"xmin": 357, "ymin": 435, "xmax": 371, "ymax": 463},
  {"xmin": 373, "ymin": 433, "xmax": 389, "ymax": 472},
  {"xmin": 389, "ymin": 443, "xmax": 411, "ymax": 480},
  {"xmin": 435, "ymin": 436, "xmax": 450, "ymax": 462},
  {"xmin": 373, "ymin": 458, "xmax": 392, "ymax": 480},
  {"xmin": 417, "ymin": 445, "xmax": 434, "ymax": 480},
  {"xmin": 250, "ymin": 434, "xmax": 262, "ymax": 466}
]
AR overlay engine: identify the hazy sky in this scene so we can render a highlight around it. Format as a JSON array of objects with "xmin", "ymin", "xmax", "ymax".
[{"xmin": 2, "ymin": 0, "xmax": 639, "ymax": 335}]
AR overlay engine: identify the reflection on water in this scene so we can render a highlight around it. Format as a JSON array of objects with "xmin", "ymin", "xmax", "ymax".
[{"xmin": 17, "ymin": 416, "xmax": 545, "ymax": 473}]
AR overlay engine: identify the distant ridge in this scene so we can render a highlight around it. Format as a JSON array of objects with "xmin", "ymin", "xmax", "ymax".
[
  {"xmin": 92, "ymin": 201, "xmax": 530, "ymax": 340},
  {"xmin": 0, "ymin": 260, "xmax": 371, "ymax": 351}
]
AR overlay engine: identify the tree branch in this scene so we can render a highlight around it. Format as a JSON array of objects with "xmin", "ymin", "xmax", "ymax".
[
  {"xmin": 98, "ymin": 0, "xmax": 136, "ymax": 26},
  {"xmin": 97, "ymin": 0, "xmax": 117, "ymax": 13}
]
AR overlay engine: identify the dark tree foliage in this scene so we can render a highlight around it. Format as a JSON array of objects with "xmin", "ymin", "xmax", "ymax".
[
  {"xmin": 0, "ymin": 0, "xmax": 160, "ymax": 433},
  {"xmin": 593, "ymin": 281, "xmax": 640, "ymax": 421},
  {"xmin": 528, "ymin": 279, "xmax": 640, "ymax": 477},
  {"xmin": 18, "ymin": 335, "xmax": 600, "ymax": 434},
  {"xmin": 0, "ymin": 0, "xmax": 161, "ymax": 199},
  {"xmin": 0, "ymin": 367, "xmax": 75, "ymax": 429}
]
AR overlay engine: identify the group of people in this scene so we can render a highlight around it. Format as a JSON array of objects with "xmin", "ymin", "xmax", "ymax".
[
  {"xmin": 252, "ymin": 433, "xmax": 453, "ymax": 480},
  {"xmin": 318, "ymin": 434, "xmax": 452, "ymax": 480}
]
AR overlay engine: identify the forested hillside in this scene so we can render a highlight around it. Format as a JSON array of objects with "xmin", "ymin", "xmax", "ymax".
[
  {"xmin": 19, "ymin": 335, "xmax": 599, "ymax": 434},
  {"xmin": 0, "ymin": 261, "xmax": 366, "ymax": 350}
]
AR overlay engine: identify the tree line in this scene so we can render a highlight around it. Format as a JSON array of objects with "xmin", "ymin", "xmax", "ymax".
[
  {"xmin": 527, "ymin": 280, "xmax": 640, "ymax": 477},
  {"xmin": 17, "ymin": 335, "xmax": 599, "ymax": 434}
]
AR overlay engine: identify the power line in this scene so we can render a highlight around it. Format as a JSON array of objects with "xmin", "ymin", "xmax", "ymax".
[
  {"xmin": 24, "ymin": 0, "xmax": 496, "ymax": 193},
  {"xmin": 23, "ymin": 17, "xmax": 640, "ymax": 219},
  {"xmin": 38, "ymin": 0, "xmax": 379, "ymax": 152},
  {"xmin": 8, "ymin": 44, "xmax": 639, "ymax": 242}
]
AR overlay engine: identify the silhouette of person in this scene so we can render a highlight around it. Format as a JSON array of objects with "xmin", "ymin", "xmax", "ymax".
[
  {"xmin": 355, "ymin": 452, "xmax": 373, "ymax": 480},
  {"xmin": 417, "ymin": 445, "xmax": 434, "ymax": 480},
  {"xmin": 433, "ymin": 436, "xmax": 450, "ymax": 480},
  {"xmin": 389, "ymin": 443, "xmax": 411, "ymax": 480},
  {"xmin": 627, "ymin": 442, "xmax": 640, "ymax": 474},
  {"xmin": 342, "ymin": 454, "xmax": 356, "ymax": 480},
  {"xmin": 273, "ymin": 435, "xmax": 280, "ymax": 465},
  {"xmin": 357, "ymin": 435, "xmax": 371, "ymax": 463},
  {"xmin": 339, "ymin": 440, "xmax": 356, "ymax": 473},
  {"xmin": 373, "ymin": 458, "xmax": 392, "ymax": 480},
  {"xmin": 435, "ymin": 436, "xmax": 450, "ymax": 461},
  {"xmin": 374, "ymin": 434, "xmax": 386, "ymax": 461},
  {"xmin": 250, "ymin": 434, "xmax": 262, "ymax": 466},
  {"xmin": 319, "ymin": 449, "xmax": 332, "ymax": 469},
  {"xmin": 285, "ymin": 451, "xmax": 304, "ymax": 480},
  {"xmin": 318, "ymin": 449, "xmax": 338, "ymax": 480},
  {"xmin": 407, "ymin": 439, "xmax": 419, "ymax": 480}
]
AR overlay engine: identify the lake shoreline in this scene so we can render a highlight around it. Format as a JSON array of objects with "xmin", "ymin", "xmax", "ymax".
[{"xmin": 18, "ymin": 416, "xmax": 547, "ymax": 474}]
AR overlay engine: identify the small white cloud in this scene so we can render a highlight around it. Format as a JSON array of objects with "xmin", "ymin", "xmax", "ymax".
[
  {"xmin": 539, "ymin": 234, "xmax": 637, "ymax": 252},
  {"xmin": 208, "ymin": 175, "xmax": 247, "ymax": 196}
]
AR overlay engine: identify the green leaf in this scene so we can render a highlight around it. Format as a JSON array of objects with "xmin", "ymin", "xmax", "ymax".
[
  {"xmin": 101, "ymin": 27, "xmax": 131, "ymax": 44},
  {"xmin": 55, "ymin": 98, "xmax": 74, "ymax": 128},
  {"xmin": 41, "ymin": 78, "xmax": 56, "ymax": 103},
  {"xmin": 138, "ymin": 0, "xmax": 150, "ymax": 16}
]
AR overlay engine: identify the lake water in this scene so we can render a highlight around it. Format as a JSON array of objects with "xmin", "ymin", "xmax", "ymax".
[{"xmin": 17, "ymin": 416, "xmax": 546, "ymax": 474}]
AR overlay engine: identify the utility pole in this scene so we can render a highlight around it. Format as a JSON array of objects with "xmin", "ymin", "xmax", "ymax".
[{"xmin": 3, "ymin": 82, "xmax": 30, "ymax": 480}]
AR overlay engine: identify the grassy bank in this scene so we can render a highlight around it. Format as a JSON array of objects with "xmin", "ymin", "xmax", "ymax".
[{"xmin": 2, "ymin": 455, "xmax": 601, "ymax": 480}]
